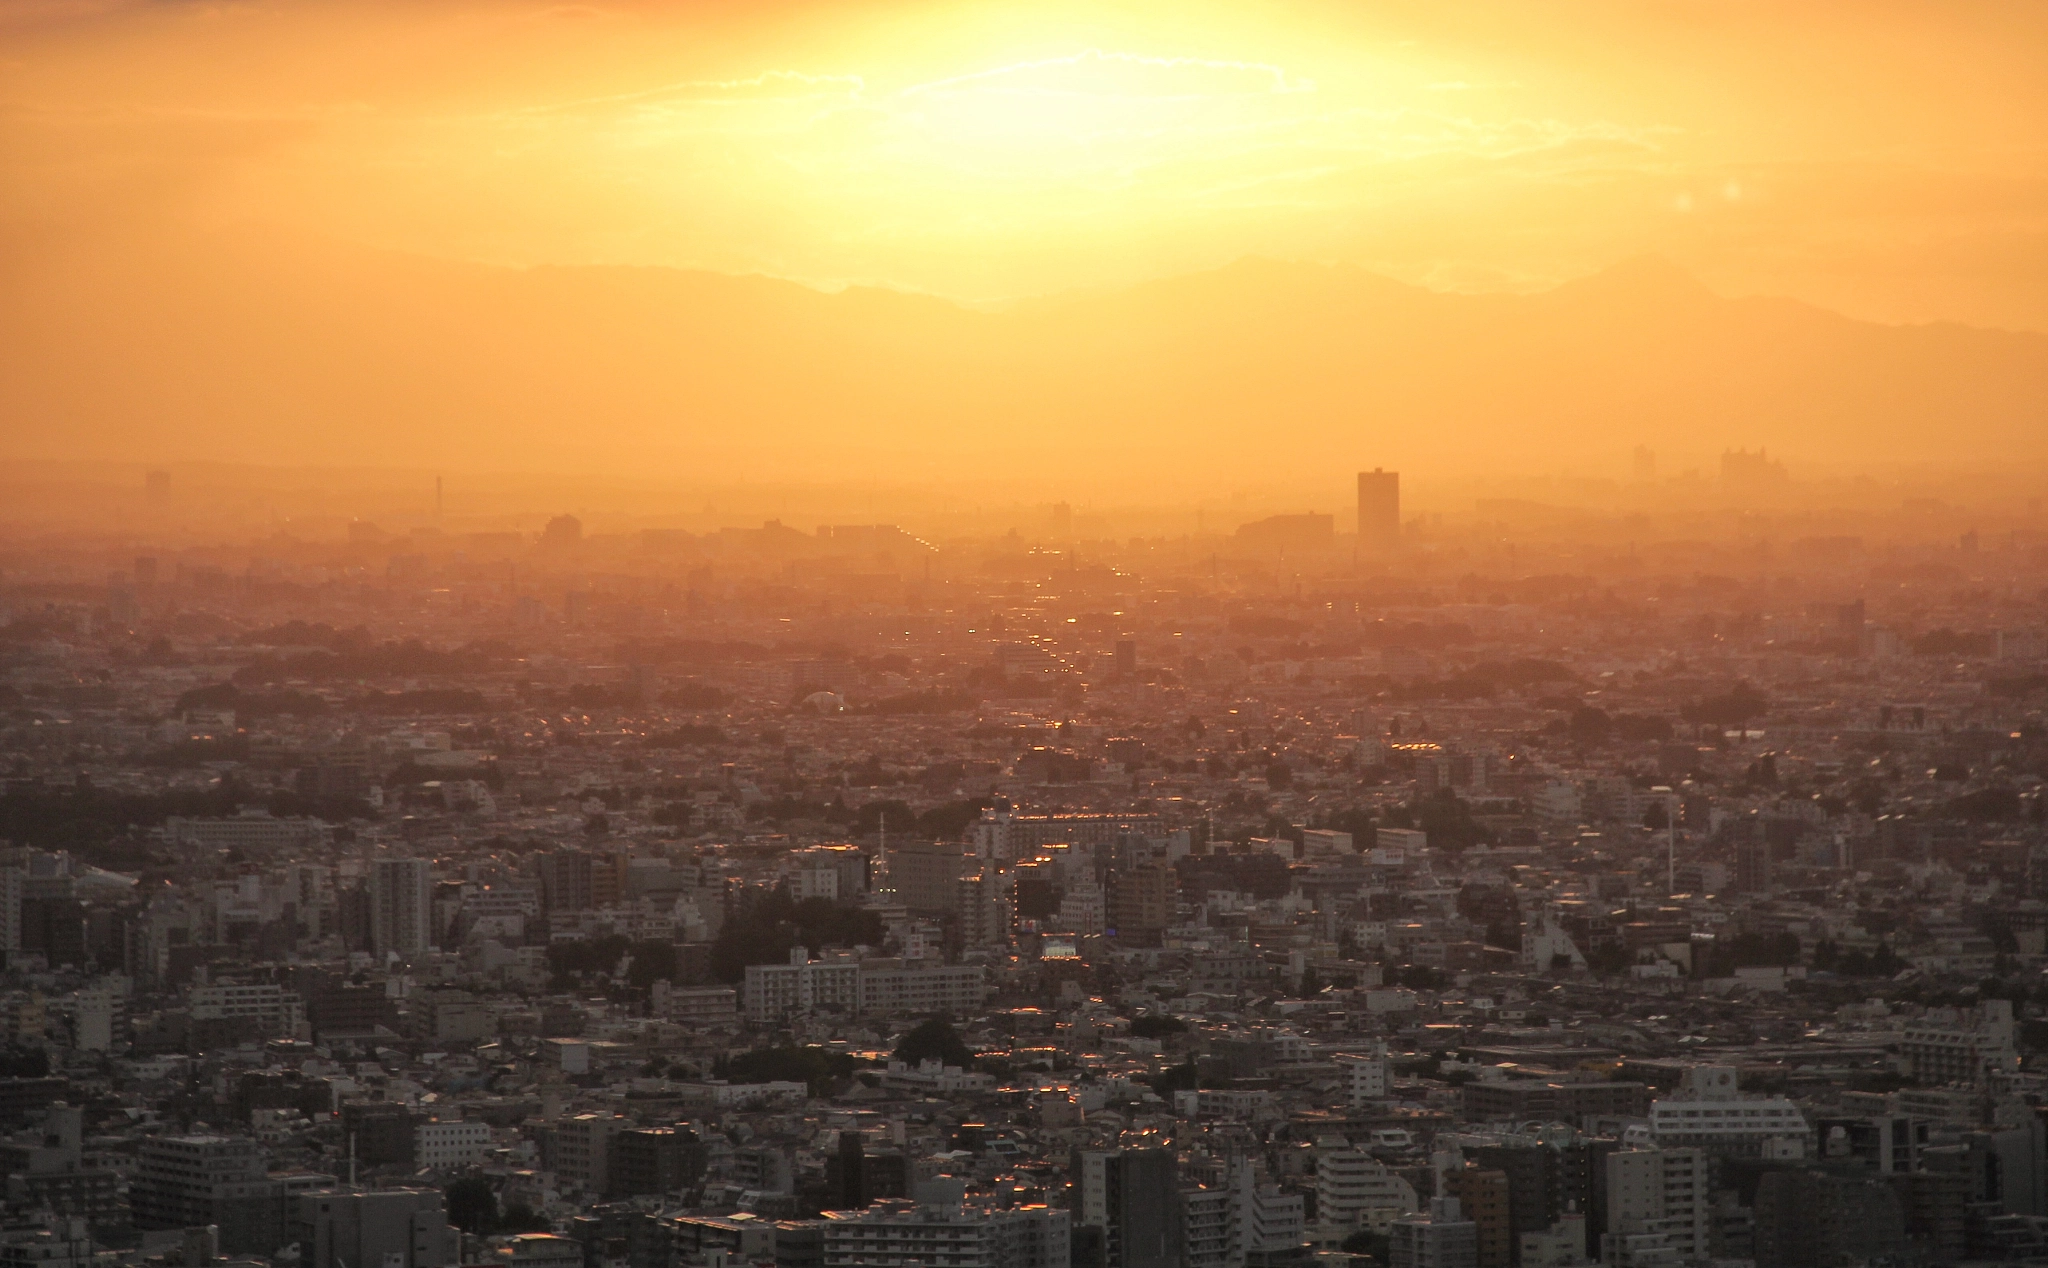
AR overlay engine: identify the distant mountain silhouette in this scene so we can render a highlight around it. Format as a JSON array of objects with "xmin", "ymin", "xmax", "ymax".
[{"xmin": 4, "ymin": 228, "xmax": 2042, "ymax": 485}]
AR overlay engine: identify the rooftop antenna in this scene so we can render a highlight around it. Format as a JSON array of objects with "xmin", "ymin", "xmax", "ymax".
[
  {"xmin": 435, "ymin": 475, "xmax": 444, "ymax": 520},
  {"xmin": 348, "ymin": 1131, "xmax": 357, "ymax": 1190}
]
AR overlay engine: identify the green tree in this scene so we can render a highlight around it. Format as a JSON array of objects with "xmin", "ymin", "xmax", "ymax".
[
  {"xmin": 723, "ymin": 1045, "xmax": 856, "ymax": 1095},
  {"xmin": 1147, "ymin": 1060, "xmax": 1199, "ymax": 1096},
  {"xmin": 445, "ymin": 1176, "xmax": 497, "ymax": 1234},
  {"xmin": 894, "ymin": 1017, "xmax": 973, "ymax": 1068},
  {"xmin": 1128, "ymin": 1014, "xmax": 1187, "ymax": 1039}
]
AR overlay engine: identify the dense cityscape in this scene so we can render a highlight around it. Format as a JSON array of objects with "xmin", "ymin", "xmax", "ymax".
[{"xmin": 0, "ymin": 465, "xmax": 2044, "ymax": 1268}]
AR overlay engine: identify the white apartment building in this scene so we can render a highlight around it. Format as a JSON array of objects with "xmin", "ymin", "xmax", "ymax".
[
  {"xmin": 1899, "ymin": 999, "xmax": 2018, "ymax": 1085},
  {"xmin": 417, "ymin": 1120, "xmax": 492, "ymax": 1171},
  {"xmin": 1336, "ymin": 1053, "xmax": 1390, "ymax": 1105},
  {"xmin": 741, "ymin": 952, "xmax": 861, "ymax": 1022},
  {"xmin": 1647, "ymin": 1066, "xmax": 1810, "ymax": 1158},
  {"xmin": 188, "ymin": 983, "xmax": 305, "ymax": 1037},
  {"xmin": 650, "ymin": 983, "xmax": 737, "ymax": 1021},
  {"xmin": 742, "ymin": 954, "xmax": 987, "ymax": 1022},
  {"xmin": 820, "ymin": 1200, "xmax": 1069, "ymax": 1268},
  {"xmin": 1315, "ymin": 1147, "xmax": 1418, "ymax": 1236},
  {"xmin": 165, "ymin": 813, "xmax": 331, "ymax": 853}
]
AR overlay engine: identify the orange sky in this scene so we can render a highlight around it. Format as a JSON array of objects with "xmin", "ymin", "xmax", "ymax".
[{"xmin": 6, "ymin": 0, "xmax": 2046, "ymax": 329}]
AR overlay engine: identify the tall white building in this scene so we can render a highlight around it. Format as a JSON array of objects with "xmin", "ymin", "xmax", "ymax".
[
  {"xmin": 1335, "ymin": 1052, "xmax": 1390, "ymax": 1105},
  {"xmin": 1315, "ymin": 1146, "xmax": 1418, "ymax": 1236},
  {"xmin": 1228, "ymin": 1154, "xmax": 1307, "ymax": 1265}
]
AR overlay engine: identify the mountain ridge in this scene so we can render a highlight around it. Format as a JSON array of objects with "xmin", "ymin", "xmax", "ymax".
[{"xmin": 3, "ymin": 227, "xmax": 2042, "ymax": 485}]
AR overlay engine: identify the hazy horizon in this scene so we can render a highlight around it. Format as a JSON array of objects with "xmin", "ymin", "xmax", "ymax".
[{"xmin": 6, "ymin": 0, "xmax": 2046, "ymax": 498}]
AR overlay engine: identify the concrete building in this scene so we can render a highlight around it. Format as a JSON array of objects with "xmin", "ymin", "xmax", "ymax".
[
  {"xmin": 0, "ymin": 1218, "xmax": 93, "ymax": 1268},
  {"xmin": 857, "ymin": 962, "xmax": 987, "ymax": 1017},
  {"xmin": 742, "ymin": 955, "xmax": 986, "ymax": 1023},
  {"xmin": 1107, "ymin": 863, "xmax": 1175, "ymax": 942},
  {"xmin": 1078, "ymin": 1149, "xmax": 1180, "ymax": 1268},
  {"xmin": 416, "ymin": 1120, "xmax": 492, "ymax": 1171},
  {"xmin": 820, "ymin": 1200, "xmax": 1068, "ymax": 1268},
  {"xmin": 188, "ymin": 982, "xmax": 306, "ymax": 1038},
  {"xmin": 370, "ymin": 858, "xmax": 433, "ymax": 957},
  {"xmin": 888, "ymin": 841, "xmax": 970, "ymax": 914},
  {"xmin": 741, "ymin": 951, "xmax": 860, "ymax": 1022},
  {"xmin": 1604, "ymin": 1148, "xmax": 1709, "ymax": 1264},
  {"xmin": 1335, "ymin": 1052, "xmax": 1389, "ymax": 1106},
  {"xmin": 1438, "ymin": 1168, "xmax": 1510, "ymax": 1268},
  {"xmin": 292, "ymin": 1188, "xmax": 457, "ymax": 1268},
  {"xmin": 608, "ymin": 1127, "xmax": 706, "ymax": 1198},
  {"xmin": 1357, "ymin": 469, "xmax": 1401, "ymax": 551},
  {"xmin": 1387, "ymin": 1196, "xmax": 1477, "ymax": 1268},
  {"xmin": 1314, "ymin": 1147, "xmax": 1416, "ymax": 1236},
  {"xmin": 129, "ymin": 1135, "xmax": 282, "ymax": 1254},
  {"xmin": 1898, "ymin": 999, "xmax": 2019, "ymax": 1085},
  {"xmin": 1646, "ymin": 1066, "xmax": 1809, "ymax": 1159},
  {"xmin": 548, "ymin": 1113, "xmax": 630, "ymax": 1194}
]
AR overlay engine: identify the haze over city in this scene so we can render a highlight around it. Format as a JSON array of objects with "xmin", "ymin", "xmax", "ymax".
[{"xmin": 3, "ymin": 6, "xmax": 2048, "ymax": 1268}]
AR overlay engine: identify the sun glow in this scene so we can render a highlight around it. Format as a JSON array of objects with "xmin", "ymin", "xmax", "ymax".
[{"xmin": 3, "ymin": 0, "xmax": 2044, "ymax": 323}]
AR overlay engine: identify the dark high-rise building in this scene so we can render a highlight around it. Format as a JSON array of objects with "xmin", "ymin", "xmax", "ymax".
[
  {"xmin": 536, "ymin": 850, "xmax": 597, "ymax": 914},
  {"xmin": 608, "ymin": 1127, "xmax": 706, "ymax": 1199},
  {"xmin": 341, "ymin": 1102, "xmax": 417, "ymax": 1169},
  {"xmin": 824, "ymin": 1131, "xmax": 907, "ymax": 1210},
  {"xmin": 1078, "ymin": 1149, "xmax": 1180, "ymax": 1268},
  {"xmin": 1733, "ymin": 835, "xmax": 1772, "ymax": 894},
  {"xmin": 1890, "ymin": 1170, "xmax": 1968, "ymax": 1263},
  {"xmin": 1753, "ymin": 1170, "xmax": 1906, "ymax": 1268},
  {"xmin": 306, "ymin": 978, "xmax": 396, "ymax": 1041},
  {"xmin": 1468, "ymin": 1142, "xmax": 1598, "ymax": 1254},
  {"xmin": 1357, "ymin": 469, "xmax": 1400, "ymax": 550},
  {"xmin": 1114, "ymin": 640, "xmax": 1137, "ymax": 678},
  {"xmin": 1439, "ymin": 1167, "xmax": 1511, "ymax": 1268},
  {"xmin": 1107, "ymin": 863, "xmax": 1176, "ymax": 946}
]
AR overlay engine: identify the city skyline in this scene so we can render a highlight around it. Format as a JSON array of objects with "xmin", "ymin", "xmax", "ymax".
[{"xmin": 0, "ymin": 6, "xmax": 2045, "ymax": 1268}]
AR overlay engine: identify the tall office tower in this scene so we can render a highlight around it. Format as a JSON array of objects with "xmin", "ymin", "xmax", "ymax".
[
  {"xmin": 370, "ymin": 858, "xmax": 433, "ymax": 957},
  {"xmin": 1357, "ymin": 469, "xmax": 1401, "ymax": 550},
  {"xmin": 1078, "ymin": 1149, "xmax": 1181, "ymax": 1268}
]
